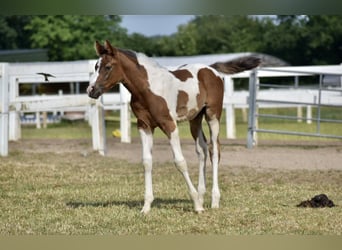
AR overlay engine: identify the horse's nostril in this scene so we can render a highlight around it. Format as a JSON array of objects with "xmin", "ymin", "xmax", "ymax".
[{"xmin": 87, "ymin": 87, "xmax": 102, "ymax": 99}]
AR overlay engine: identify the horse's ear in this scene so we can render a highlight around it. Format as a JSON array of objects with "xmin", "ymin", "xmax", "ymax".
[
  {"xmin": 104, "ymin": 40, "xmax": 118, "ymax": 56},
  {"xmin": 95, "ymin": 41, "xmax": 106, "ymax": 56}
]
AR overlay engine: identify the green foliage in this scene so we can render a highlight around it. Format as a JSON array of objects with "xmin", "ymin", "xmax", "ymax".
[
  {"xmin": 172, "ymin": 23, "xmax": 198, "ymax": 56},
  {"xmin": 1, "ymin": 15, "xmax": 341, "ymax": 65},
  {"xmin": 189, "ymin": 16, "xmax": 264, "ymax": 54},
  {"xmin": 24, "ymin": 15, "xmax": 127, "ymax": 61},
  {"xmin": 260, "ymin": 15, "xmax": 342, "ymax": 65},
  {"xmin": 0, "ymin": 16, "xmax": 33, "ymax": 49},
  {"xmin": 303, "ymin": 15, "xmax": 342, "ymax": 65}
]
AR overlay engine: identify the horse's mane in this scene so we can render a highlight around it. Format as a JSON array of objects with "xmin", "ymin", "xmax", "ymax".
[{"xmin": 118, "ymin": 48, "xmax": 137, "ymax": 61}]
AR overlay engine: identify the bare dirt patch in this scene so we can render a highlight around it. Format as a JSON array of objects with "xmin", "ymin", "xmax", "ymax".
[{"xmin": 9, "ymin": 138, "xmax": 342, "ymax": 171}]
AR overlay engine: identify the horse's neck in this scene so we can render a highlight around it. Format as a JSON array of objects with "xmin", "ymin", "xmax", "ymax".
[
  {"xmin": 121, "ymin": 52, "xmax": 168, "ymax": 99},
  {"xmin": 119, "ymin": 56, "xmax": 149, "ymax": 99}
]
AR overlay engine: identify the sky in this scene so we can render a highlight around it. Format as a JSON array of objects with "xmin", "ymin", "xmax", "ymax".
[{"xmin": 121, "ymin": 15, "xmax": 194, "ymax": 36}]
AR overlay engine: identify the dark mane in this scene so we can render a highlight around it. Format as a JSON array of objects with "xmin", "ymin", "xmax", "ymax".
[{"xmin": 118, "ymin": 48, "xmax": 138, "ymax": 61}]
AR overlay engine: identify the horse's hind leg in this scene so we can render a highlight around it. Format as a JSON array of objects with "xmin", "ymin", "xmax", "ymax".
[
  {"xmin": 206, "ymin": 116, "xmax": 221, "ymax": 208},
  {"xmin": 169, "ymin": 126, "xmax": 204, "ymax": 213},
  {"xmin": 190, "ymin": 113, "xmax": 208, "ymax": 208}
]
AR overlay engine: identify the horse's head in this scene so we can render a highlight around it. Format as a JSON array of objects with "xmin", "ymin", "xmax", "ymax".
[{"xmin": 87, "ymin": 40, "xmax": 124, "ymax": 99}]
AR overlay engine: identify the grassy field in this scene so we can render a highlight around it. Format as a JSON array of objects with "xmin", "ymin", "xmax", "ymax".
[
  {"xmin": 1, "ymin": 107, "xmax": 341, "ymax": 235},
  {"xmin": 1, "ymin": 150, "xmax": 341, "ymax": 235}
]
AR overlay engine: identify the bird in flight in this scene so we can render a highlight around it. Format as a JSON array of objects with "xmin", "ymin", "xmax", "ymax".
[{"xmin": 36, "ymin": 72, "xmax": 56, "ymax": 82}]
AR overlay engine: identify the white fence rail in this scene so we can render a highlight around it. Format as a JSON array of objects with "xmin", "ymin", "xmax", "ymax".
[{"xmin": 1, "ymin": 60, "xmax": 342, "ymax": 156}]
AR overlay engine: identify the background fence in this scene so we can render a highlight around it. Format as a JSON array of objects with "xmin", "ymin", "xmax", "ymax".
[
  {"xmin": 1, "ymin": 60, "xmax": 341, "ymax": 156},
  {"xmin": 246, "ymin": 65, "xmax": 342, "ymax": 148},
  {"xmin": 0, "ymin": 61, "xmax": 131, "ymax": 156}
]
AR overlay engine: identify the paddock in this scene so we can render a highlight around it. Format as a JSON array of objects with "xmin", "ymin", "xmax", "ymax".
[{"xmin": 1, "ymin": 57, "xmax": 341, "ymax": 234}]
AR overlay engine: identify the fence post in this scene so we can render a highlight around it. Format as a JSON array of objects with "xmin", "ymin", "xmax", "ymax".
[
  {"xmin": 224, "ymin": 76, "xmax": 236, "ymax": 139},
  {"xmin": 0, "ymin": 63, "xmax": 9, "ymax": 156},
  {"xmin": 306, "ymin": 105, "xmax": 312, "ymax": 124},
  {"xmin": 91, "ymin": 96, "xmax": 106, "ymax": 156},
  {"xmin": 8, "ymin": 76, "xmax": 21, "ymax": 141},
  {"xmin": 120, "ymin": 84, "xmax": 131, "ymax": 143},
  {"xmin": 247, "ymin": 69, "xmax": 258, "ymax": 149}
]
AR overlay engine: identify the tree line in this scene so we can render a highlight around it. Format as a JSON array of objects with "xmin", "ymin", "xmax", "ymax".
[{"xmin": 1, "ymin": 15, "xmax": 341, "ymax": 65}]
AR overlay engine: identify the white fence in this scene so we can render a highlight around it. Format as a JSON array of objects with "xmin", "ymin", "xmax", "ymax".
[
  {"xmin": 1, "ymin": 60, "xmax": 342, "ymax": 156},
  {"xmin": 0, "ymin": 61, "xmax": 131, "ymax": 157}
]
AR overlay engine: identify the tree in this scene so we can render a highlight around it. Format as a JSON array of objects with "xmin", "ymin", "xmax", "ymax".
[
  {"xmin": 302, "ymin": 15, "xmax": 342, "ymax": 65},
  {"xmin": 172, "ymin": 23, "xmax": 198, "ymax": 56},
  {"xmin": 258, "ymin": 16, "xmax": 303, "ymax": 64},
  {"xmin": 171, "ymin": 16, "xmax": 265, "ymax": 55},
  {"xmin": 259, "ymin": 15, "xmax": 342, "ymax": 65},
  {"xmin": 2, "ymin": 15, "xmax": 341, "ymax": 65},
  {"xmin": 123, "ymin": 33, "xmax": 159, "ymax": 56},
  {"xmin": 0, "ymin": 16, "xmax": 33, "ymax": 49},
  {"xmin": 25, "ymin": 15, "xmax": 127, "ymax": 61}
]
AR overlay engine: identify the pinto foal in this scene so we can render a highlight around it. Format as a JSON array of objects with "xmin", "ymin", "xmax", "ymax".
[{"xmin": 87, "ymin": 40, "xmax": 260, "ymax": 214}]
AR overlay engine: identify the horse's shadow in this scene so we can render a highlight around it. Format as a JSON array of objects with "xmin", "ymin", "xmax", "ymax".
[{"xmin": 66, "ymin": 198, "xmax": 193, "ymax": 211}]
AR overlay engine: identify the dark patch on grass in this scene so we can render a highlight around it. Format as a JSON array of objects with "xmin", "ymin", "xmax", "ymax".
[
  {"xmin": 297, "ymin": 194, "xmax": 336, "ymax": 208},
  {"xmin": 66, "ymin": 200, "xmax": 143, "ymax": 209},
  {"xmin": 66, "ymin": 198, "xmax": 192, "ymax": 211}
]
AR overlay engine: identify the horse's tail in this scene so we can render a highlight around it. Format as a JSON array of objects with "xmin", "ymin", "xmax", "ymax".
[{"xmin": 210, "ymin": 56, "xmax": 261, "ymax": 74}]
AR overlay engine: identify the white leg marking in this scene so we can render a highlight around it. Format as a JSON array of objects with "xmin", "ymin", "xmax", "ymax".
[
  {"xmin": 208, "ymin": 118, "xmax": 221, "ymax": 208},
  {"xmin": 170, "ymin": 128, "xmax": 204, "ymax": 213},
  {"xmin": 139, "ymin": 128, "xmax": 154, "ymax": 214},
  {"xmin": 196, "ymin": 130, "xmax": 207, "ymax": 208}
]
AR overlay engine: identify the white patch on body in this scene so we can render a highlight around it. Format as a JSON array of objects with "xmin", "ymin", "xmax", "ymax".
[{"xmin": 137, "ymin": 54, "xmax": 213, "ymax": 121}]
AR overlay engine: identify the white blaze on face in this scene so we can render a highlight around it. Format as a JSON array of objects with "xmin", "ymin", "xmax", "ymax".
[{"xmin": 87, "ymin": 58, "xmax": 102, "ymax": 94}]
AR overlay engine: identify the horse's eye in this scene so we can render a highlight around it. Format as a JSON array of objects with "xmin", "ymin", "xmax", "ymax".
[{"xmin": 105, "ymin": 65, "xmax": 112, "ymax": 71}]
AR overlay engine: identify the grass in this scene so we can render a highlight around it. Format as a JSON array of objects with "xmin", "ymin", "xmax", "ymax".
[
  {"xmin": 21, "ymin": 107, "xmax": 342, "ymax": 142},
  {"xmin": 0, "ymin": 150, "xmax": 341, "ymax": 235},
  {"xmin": 4, "ymin": 107, "xmax": 341, "ymax": 235}
]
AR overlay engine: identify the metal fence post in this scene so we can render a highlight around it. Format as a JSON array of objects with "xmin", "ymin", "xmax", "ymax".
[
  {"xmin": 247, "ymin": 69, "xmax": 258, "ymax": 149},
  {"xmin": 316, "ymin": 74, "xmax": 323, "ymax": 134}
]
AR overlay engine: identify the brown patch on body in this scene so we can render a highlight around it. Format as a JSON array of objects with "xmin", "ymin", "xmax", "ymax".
[
  {"xmin": 171, "ymin": 69, "xmax": 193, "ymax": 82},
  {"xmin": 131, "ymin": 88, "xmax": 176, "ymax": 138},
  {"xmin": 173, "ymin": 69, "xmax": 205, "ymax": 121},
  {"xmin": 176, "ymin": 91, "xmax": 189, "ymax": 118},
  {"xmin": 197, "ymin": 68, "xmax": 224, "ymax": 119}
]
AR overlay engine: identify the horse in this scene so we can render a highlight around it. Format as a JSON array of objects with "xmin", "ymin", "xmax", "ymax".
[{"xmin": 87, "ymin": 40, "xmax": 260, "ymax": 214}]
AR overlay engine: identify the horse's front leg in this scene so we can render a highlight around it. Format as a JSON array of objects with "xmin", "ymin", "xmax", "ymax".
[{"xmin": 139, "ymin": 128, "xmax": 154, "ymax": 214}]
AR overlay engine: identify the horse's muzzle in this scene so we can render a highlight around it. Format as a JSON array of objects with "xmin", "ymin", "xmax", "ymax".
[{"xmin": 87, "ymin": 85, "xmax": 102, "ymax": 99}]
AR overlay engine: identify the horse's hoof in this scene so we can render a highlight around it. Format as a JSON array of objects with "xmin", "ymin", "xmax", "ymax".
[{"xmin": 195, "ymin": 207, "xmax": 205, "ymax": 214}]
